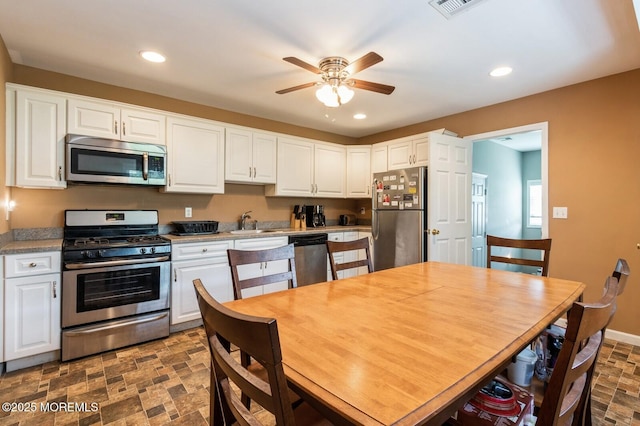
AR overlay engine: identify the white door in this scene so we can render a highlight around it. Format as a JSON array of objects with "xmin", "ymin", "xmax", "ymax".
[
  {"xmin": 427, "ymin": 134, "xmax": 473, "ymax": 265},
  {"xmin": 172, "ymin": 260, "xmax": 233, "ymax": 324},
  {"xmin": 252, "ymin": 132, "xmax": 277, "ymax": 184},
  {"xmin": 164, "ymin": 116, "xmax": 225, "ymax": 194},
  {"xmin": 472, "ymin": 173, "xmax": 488, "ymax": 267},
  {"xmin": 4, "ymin": 274, "xmax": 61, "ymax": 360},
  {"xmin": 15, "ymin": 90, "xmax": 67, "ymax": 188}
]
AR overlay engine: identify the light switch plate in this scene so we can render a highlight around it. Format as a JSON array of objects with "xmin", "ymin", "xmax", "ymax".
[
  {"xmin": 552, "ymin": 207, "xmax": 568, "ymax": 219},
  {"xmin": 185, "ymin": 207, "xmax": 192, "ymax": 218}
]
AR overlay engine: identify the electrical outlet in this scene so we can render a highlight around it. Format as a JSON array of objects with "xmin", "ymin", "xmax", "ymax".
[
  {"xmin": 359, "ymin": 207, "xmax": 366, "ymax": 215},
  {"xmin": 185, "ymin": 207, "xmax": 192, "ymax": 218},
  {"xmin": 552, "ymin": 207, "xmax": 568, "ymax": 219}
]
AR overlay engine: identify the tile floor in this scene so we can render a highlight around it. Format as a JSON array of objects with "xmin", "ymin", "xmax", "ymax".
[{"xmin": 0, "ymin": 327, "xmax": 638, "ymax": 425}]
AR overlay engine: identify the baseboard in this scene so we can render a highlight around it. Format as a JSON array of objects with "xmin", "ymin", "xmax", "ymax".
[{"xmin": 554, "ymin": 318, "xmax": 640, "ymax": 346}]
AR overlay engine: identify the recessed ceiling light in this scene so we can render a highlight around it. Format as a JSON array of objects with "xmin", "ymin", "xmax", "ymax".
[
  {"xmin": 490, "ymin": 66, "xmax": 512, "ymax": 77},
  {"xmin": 140, "ymin": 51, "xmax": 166, "ymax": 63},
  {"xmin": 353, "ymin": 113, "xmax": 367, "ymax": 120}
]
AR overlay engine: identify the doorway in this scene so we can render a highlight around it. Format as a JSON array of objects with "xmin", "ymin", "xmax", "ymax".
[{"xmin": 465, "ymin": 122, "xmax": 548, "ymax": 267}]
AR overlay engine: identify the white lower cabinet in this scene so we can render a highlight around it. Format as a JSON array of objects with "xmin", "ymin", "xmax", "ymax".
[
  {"xmin": 233, "ymin": 237, "xmax": 289, "ymax": 298},
  {"xmin": 358, "ymin": 231, "xmax": 374, "ymax": 274},
  {"xmin": 3, "ymin": 251, "xmax": 61, "ymax": 362},
  {"xmin": 171, "ymin": 240, "xmax": 234, "ymax": 325},
  {"xmin": 328, "ymin": 232, "xmax": 370, "ymax": 280}
]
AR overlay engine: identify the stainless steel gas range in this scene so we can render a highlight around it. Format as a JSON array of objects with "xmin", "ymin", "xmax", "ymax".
[{"xmin": 61, "ymin": 210, "xmax": 171, "ymax": 361}]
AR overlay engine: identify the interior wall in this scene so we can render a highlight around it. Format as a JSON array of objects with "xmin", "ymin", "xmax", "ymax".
[
  {"xmin": 522, "ymin": 150, "xmax": 542, "ymax": 240},
  {"xmin": 0, "ymin": 36, "xmax": 12, "ymax": 236},
  {"xmin": 473, "ymin": 141, "xmax": 523, "ymax": 242},
  {"xmin": 360, "ymin": 68, "xmax": 640, "ymax": 336},
  {"xmin": 8, "ymin": 65, "xmax": 362, "ymax": 229}
]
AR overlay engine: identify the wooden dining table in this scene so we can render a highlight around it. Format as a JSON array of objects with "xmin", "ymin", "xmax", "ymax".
[{"xmin": 224, "ymin": 261, "xmax": 585, "ymax": 426}]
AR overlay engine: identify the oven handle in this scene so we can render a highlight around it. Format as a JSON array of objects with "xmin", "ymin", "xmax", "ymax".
[
  {"xmin": 65, "ymin": 255, "xmax": 170, "ymax": 270},
  {"xmin": 63, "ymin": 312, "xmax": 169, "ymax": 336}
]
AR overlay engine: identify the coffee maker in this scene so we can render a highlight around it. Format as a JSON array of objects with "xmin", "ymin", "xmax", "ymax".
[{"xmin": 304, "ymin": 205, "xmax": 326, "ymax": 227}]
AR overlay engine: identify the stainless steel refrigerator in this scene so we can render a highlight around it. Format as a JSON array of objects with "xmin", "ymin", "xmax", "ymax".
[{"xmin": 372, "ymin": 166, "xmax": 427, "ymax": 270}]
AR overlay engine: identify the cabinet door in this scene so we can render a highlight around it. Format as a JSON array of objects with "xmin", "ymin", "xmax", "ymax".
[
  {"xmin": 413, "ymin": 136, "xmax": 430, "ymax": 167},
  {"xmin": 387, "ymin": 138, "xmax": 412, "ymax": 170},
  {"xmin": 371, "ymin": 143, "xmax": 388, "ymax": 173},
  {"xmin": 120, "ymin": 108, "xmax": 166, "ymax": 145},
  {"xmin": 225, "ymin": 128, "xmax": 254, "ymax": 183},
  {"xmin": 4, "ymin": 273, "xmax": 60, "ymax": 361},
  {"xmin": 346, "ymin": 146, "xmax": 371, "ymax": 198},
  {"xmin": 15, "ymin": 90, "xmax": 67, "ymax": 188},
  {"xmin": 171, "ymin": 258, "xmax": 233, "ymax": 324},
  {"xmin": 252, "ymin": 132, "xmax": 277, "ymax": 184},
  {"xmin": 273, "ymin": 137, "xmax": 314, "ymax": 196},
  {"xmin": 314, "ymin": 143, "xmax": 346, "ymax": 197},
  {"xmin": 165, "ymin": 116, "xmax": 225, "ymax": 194},
  {"xmin": 67, "ymin": 98, "xmax": 120, "ymax": 139},
  {"xmin": 233, "ymin": 237, "xmax": 289, "ymax": 297}
]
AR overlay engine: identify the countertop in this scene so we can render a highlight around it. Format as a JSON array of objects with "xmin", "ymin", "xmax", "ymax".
[{"xmin": 0, "ymin": 225, "xmax": 372, "ymax": 254}]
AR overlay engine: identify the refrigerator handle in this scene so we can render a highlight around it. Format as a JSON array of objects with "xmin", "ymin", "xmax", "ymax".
[{"xmin": 371, "ymin": 179, "xmax": 379, "ymax": 240}]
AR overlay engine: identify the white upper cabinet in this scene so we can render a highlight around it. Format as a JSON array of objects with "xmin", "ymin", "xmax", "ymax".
[
  {"xmin": 268, "ymin": 136, "xmax": 314, "ymax": 197},
  {"xmin": 346, "ymin": 145, "xmax": 371, "ymax": 198},
  {"xmin": 267, "ymin": 137, "xmax": 346, "ymax": 197},
  {"xmin": 163, "ymin": 115, "xmax": 225, "ymax": 194},
  {"xmin": 387, "ymin": 136, "xmax": 429, "ymax": 170},
  {"xmin": 371, "ymin": 143, "xmax": 388, "ymax": 173},
  {"xmin": 67, "ymin": 98, "xmax": 166, "ymax": 145},
  {"xmin": 13, "ymin": 88, "xmax": 67, "ymax": 189},
  {"xmin": 225, "ymin": 127, "xmax": 277, "ymax": 184},
  {"xmin": 314, "ymin": 142, "xmax": 346, "ymax": 197}
]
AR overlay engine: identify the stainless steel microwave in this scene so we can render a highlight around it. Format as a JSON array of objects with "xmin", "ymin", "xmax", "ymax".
[{"xmin": 66, "ymin": 134, "xmax": 166, "ymax": 186}]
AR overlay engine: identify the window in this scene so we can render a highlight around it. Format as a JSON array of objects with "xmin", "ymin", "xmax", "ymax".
[{"xmin": 527, "ymin": 180, "xmax": 542, "ymax": 228}]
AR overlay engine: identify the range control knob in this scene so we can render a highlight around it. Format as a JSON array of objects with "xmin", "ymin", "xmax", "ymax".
[
  {"xmin": 83, "ymin": 250, "xmax": 95, "ymax": 259},
  {"xmin": 150, "ymin": 247, "xmax": 156, "ymax": 254},
  {"xmin": 140, "ymin": 247, "xmax": 147, "ymax": 254}
]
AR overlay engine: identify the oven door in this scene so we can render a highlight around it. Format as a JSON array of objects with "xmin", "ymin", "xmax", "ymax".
[
  {"xmin": 62, "ymin": 260, "xmax": 170, "ymax": 328},
  {"xmin": 66, "ymin": 135, "xmax": 166, "ymax": 186}
]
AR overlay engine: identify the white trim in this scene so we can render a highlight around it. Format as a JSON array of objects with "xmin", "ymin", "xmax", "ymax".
[
  {"xmin": 464, "ymin": 122, "xmax": 549, "ymax": 238},
  {"xmin": 555, "ymin": 318, "xmax": 640, "ymax": 346}
]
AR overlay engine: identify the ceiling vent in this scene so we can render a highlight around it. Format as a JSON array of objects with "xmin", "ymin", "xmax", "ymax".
[{"xmin": 429, "ymin": 0, "xmax": 487, "ymax": 19}]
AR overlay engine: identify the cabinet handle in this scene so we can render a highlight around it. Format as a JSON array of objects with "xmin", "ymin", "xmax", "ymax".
[
  {"xmin": 264, "ymin": 262, "xmax": 268, "ymax": 269},
  {"xmin": 202, "ymin": 248, "xmax": 208, "ymax": 253},
  {"xmin": 249, "ymin": 166, "xmax": 252, "ymax": 177},
  {"xmin": 122, "ymin": 122, "xmax": 126, "ymax": 136},
  {"xmin": 53, "ymin": 281, "xmax": 57, "ymax": 298},
  {"xmin": 174, "ymin": 269, "xmax": 177, "ymax": 282},
  {"xmin": 29, "ymin": 262, "xmax": 37, "ymax": 268},
  {"xmin": 58, "ymin": 166, "xmax": 62, "ymax": 181},
  {"xmin": 253, "ymin": 167, "xmax": 256, "ymax": 178},
  {"xmin": 168, "ymin": 174, "xmax": 171, "ymax": 186},
  {"xmin": 114, "ymin": 121, "xmax": 118, "ymax": 135}
]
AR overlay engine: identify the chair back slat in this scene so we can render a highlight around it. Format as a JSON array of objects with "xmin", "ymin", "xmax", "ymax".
[
  {"xmin": 486, "ymin": 235, "xmax": 552, "ymax": 276},
  {"xmin": 612, "ymin": 258, "xmax": 630, "ymax": 296},
  {"xmin": 193, "ymin": 279, "xmax": 296, "ymax": 425},
  {"xmin": 228, "ymin": 243, "xmax": 298, "ymax": 300},
  {"xmin": 326, "ymin": 237, "xmax": 373, "ymax": 280},
  {"xmin": 536, "ymin": 276, "xmax": 619, "ymax": 425}
]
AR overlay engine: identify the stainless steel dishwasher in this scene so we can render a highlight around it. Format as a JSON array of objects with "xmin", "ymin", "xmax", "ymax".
[{"xmin": 288, "ymin": 233, "xmax": 328, "ymax": 286}]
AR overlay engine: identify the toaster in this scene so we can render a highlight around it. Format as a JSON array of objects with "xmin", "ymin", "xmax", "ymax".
[{"xmin": 339, "ymin": 214, "xmax": 356, "ymax": 226}]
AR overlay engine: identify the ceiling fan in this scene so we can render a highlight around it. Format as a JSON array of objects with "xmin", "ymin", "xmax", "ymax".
[{"xmin": 276, "ymin": 52, "xmax": 395, "ymax": 107}]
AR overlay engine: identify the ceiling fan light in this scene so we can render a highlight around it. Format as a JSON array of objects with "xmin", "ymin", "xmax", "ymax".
[
  {"xmin": 337, "ymin": 85, "xmax": 354, "ymax": 104},
  {"xmin": 316, "ymin": 84, "xmax": 339, "ymax": 107}
]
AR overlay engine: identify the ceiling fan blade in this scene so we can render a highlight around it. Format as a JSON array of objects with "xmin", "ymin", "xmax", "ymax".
[
  {"xmin": 276, "ymin": 82, "xmax": 318, "ymax": 94},
  {"xmin": 344, "ymin": 52, "xmax": 383, "ymax": 75},
  {"xmin": 282, "ymin": 57, "xmax": 321, "ymax": 74},
  {"xmin": 350, "ymin": 79, "xmax": 395, "ymax": 95}
]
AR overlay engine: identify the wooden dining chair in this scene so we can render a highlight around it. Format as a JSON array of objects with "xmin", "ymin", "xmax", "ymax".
[
  {"xmin": 227, "ymin": 243, "xmax": 298, "ymax": 300},
  {"xmin": 193, "ymin": 279, "xmax": 330, "ymax": 426},
  {"xmin": 611, "ymin": 258, "xmax": 630, "ymax": 296},
  {"xmin": 326, "ymin": 237, "xmax": 373, "ymax": 280},
  {"xmin": 486, "ymin": 235, "xmax": 552, "ymax": 276}
]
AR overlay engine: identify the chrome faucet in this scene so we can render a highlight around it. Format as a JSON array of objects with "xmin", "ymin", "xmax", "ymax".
[{"xmin": 240, "ymin": 211, "xmax": 252, "ymax": 230}]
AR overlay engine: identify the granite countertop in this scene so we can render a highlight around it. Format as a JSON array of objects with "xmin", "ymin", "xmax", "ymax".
[
  {"xmin": 164, "ymin": 225, "xmax": 372, "ymax": 244},
  {"xmin": 0, "ymin": 239, "xmax": 63, "ymax": 255},
  {"xmin": 0, "ymin": 225, "xmax": 372, "ymax": 254}
]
